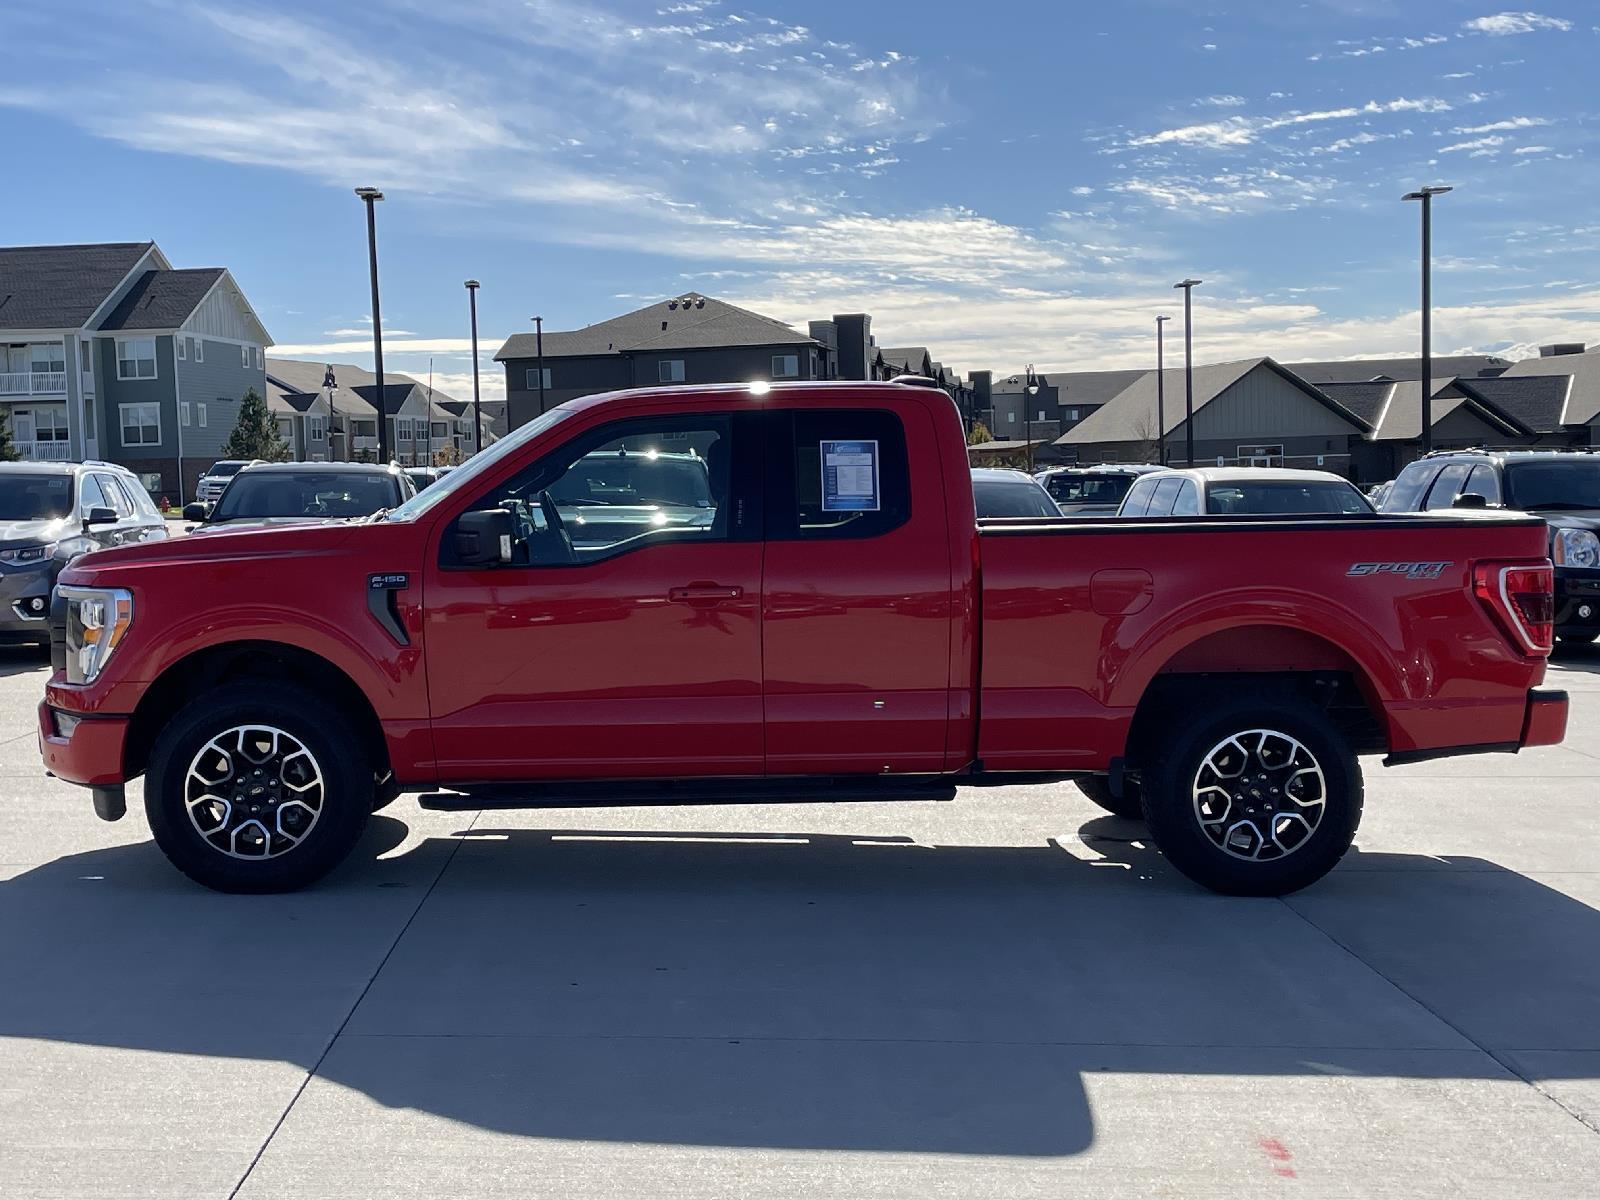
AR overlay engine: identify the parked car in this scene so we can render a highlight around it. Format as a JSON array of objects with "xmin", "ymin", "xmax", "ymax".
[
  {"xmin": 1366, "ymin": 480, "xmax": 1393, "ymax": 508},
  {"xmin": 195, "ymin": 459, "xmax": 262, "ymax": 506},
  {"xmin": 41, "ymin": 380, "xmax": 1565, "ymax": 897},
  {"xmin": 1377, "ymin": 449, "xmax": 1600, "ymax": 643},
  {"xmin": 405, "ymin": 466, "xmax": 441, "ymax": 491},
  {"xmin": 183, "ymin": 462, "xmax": 415, "ymax": 529},
  {"xmin": 971, "ymin": 468, "xmax": 1061, "ymax": 518},
  {"xmin": 0, "ymin": 461, "xmax": 166, "ymax": 645},
  {"xmin": 1035, "ymin": 464, "xmax": 1162, "ymax": 517},
  {"xmin": 1118, "ymin": 467, "xmax": 1375, "ymax": 517}
]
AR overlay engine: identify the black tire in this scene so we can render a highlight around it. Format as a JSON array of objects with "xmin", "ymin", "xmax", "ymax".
[
  {"xmin": 1557, "ymin": 632, "xmax": 1599, "ymax": 644},
  {"xmin": 1139, "ymin": 694, "xmax": 1362, "ymax": 896},
  {"xmin": 1074, "ymin": 775, "xmax": 1144, "ymax": 820},
  {"xmin": 371, "ymin": 771, "xmax": 401, "ymax": 813},
  {"xmin": 145, "ymin": 682, "xmax": 371, "ymax": 893}
]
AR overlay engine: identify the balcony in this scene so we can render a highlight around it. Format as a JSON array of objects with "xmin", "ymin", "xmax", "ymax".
[
  {"xmin": 0, "ymin": 371, "xmax": 67, "ymax": 396},
  {"xmin": 18, "ymin": 440, "xmax": 72, "ymax": 462}
]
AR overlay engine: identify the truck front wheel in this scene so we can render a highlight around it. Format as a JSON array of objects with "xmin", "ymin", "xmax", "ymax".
[
  {"xmin": 1138, "ymin": 695, "xmax": 1362, "ymax": 896},
  {"xmin": 145, "ymin": 683, "xmax": 372, "ymax": 893}
]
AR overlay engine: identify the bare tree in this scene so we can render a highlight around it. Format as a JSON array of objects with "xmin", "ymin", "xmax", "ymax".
[{"xmin": 1129, "ymin": 411, "xmax": 1161, "ymax": 466}]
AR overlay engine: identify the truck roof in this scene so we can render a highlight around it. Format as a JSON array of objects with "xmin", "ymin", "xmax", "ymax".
[{"xmin": 1147, "ymin": 467, "xmax": 1356, "ymax": 485}]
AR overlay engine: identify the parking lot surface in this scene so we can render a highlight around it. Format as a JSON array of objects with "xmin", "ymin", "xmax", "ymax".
[{"xmin": 2, "ymin": 645, "xmax": 1598, "ymax": 1198}]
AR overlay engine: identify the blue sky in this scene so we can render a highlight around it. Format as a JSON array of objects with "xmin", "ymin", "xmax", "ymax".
[{"xmin": 2, "ymin": 1, "xmax": 1597, "ymax": 401}]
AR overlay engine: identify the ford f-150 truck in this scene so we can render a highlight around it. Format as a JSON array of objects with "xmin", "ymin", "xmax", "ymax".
[{"xmin": 39, "ymin": 380, "xmax": 1568, "ymax": 896}]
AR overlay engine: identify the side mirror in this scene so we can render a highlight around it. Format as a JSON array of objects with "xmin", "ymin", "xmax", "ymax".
[
  {"xmin": 182, "ymin": 502, "xmax": 210, "ymax": 522},
  {"xmin": 455, "ymin": 508, "xmax": 513, "ymax": 565},
  {"xmin": 1452, "ymin": 492, "xmax": 1490, "ymax": 510},
  {"xmin": 84, "ymin": 506, "xmax": 118, "ymax": 527}
]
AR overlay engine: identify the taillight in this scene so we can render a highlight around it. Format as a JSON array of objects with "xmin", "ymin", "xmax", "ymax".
[{"xmin": 1473, "ymin": 561, "xmax": 1554, "ymax": 655}]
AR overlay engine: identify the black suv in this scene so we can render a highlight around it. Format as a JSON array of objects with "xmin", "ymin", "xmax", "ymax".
[
  {"xmin": 0, "ymin": 461, "xmax": 168, "ymax": 645},
  {"xmin": 1378, "ymin": 449, "xmax": 1600, "ymax": 643}
]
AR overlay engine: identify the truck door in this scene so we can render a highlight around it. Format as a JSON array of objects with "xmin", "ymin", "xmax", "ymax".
[
  {"xmin": 423, "ymin": 410, "xmax": 765, "ymax": 780},
  {"xmin": 761, "ymin": 404, "xmax": 954, "ymax": 775}
]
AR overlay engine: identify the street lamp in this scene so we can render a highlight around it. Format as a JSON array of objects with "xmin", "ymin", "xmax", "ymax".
[
  {"xmin": 1173, "ymin": 278, "xmax": 1202, "ymax": 466},
  {"xmin": 354, "ymin": 186, "xmax": 390, "ymax": 465},
  {"xmin": 1024, "ymin": 363, "xmax": 1040, "ymax": 472},
  {"xmin": 1155, "ymin": 315, "xmax": 1171, "ymax": 466},
  {"xmin": 1403, "ymin": 185, "xmax": 1452, "ymax": 457},
  {"xmin": 464, "ymin": 280, "xmax": 483, "ymax": 455},
  {"xmin": 532, "ymin": 315, "xmax": 546, "ymax": 416}
]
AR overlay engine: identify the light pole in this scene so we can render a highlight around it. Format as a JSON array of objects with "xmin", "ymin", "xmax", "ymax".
[
  {"xmin": 354, "ymin": 186, "xmax": 390, "ymax": 465},
  {"xmin": 1024, "ymin": 364, "xmax": 1040, "ymax": 472},
  {"xmin": 1173, "ymin": 278, "xmax": 1202, "ymax": 466},
  {"xmin": 464, "ymin": 279, "xmax": 482, "ymax": 455},
  {"xmin": 1403, "ymin": 185, "xmax": 1452, "ymax": 457},
  {"xmin": 1155, "ymin": 314, "xmax": 1171, "ymax": 465},
  {"xmin": 532, "ymin": 315, "xmax": 546, "ymax": 415}
]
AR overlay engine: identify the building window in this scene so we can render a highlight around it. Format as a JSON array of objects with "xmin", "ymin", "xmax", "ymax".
[
  {"xmin": 1065, "ymin": 407, "xmax": 1080, "ymax": 422},
  {"xmin": 115, "ymin": 338, "xmax": 157, "ymax": 380},
  {"xmin": 525, "ymin": 367, "xmax": 551, "ymax": 390},
  {"xmin": 34, "ymin": 406, "xmax": 69, "ymax": 444},
  {"xmin": 255, "ymin": 346, "xmax": 263, "ymax": 369},
  {"xmin": 120, "ymin": 402, "xmax": 161, "ymax": 446},
  {"xmin": 308, "ymin": 416, "xmax": 325, "ymax": 441},
  {"xmin": 277, "ymin": 418, "xmax": 293, "ymax": 440},
  {"xmin": 772, "ymin": 354, "xmax": 799, "ymax": 379},
  {"xmin": 176, "ymin": 339, "xmax": 186, "ymax": 361},
  {"xmin": 194, "ymin": 339, "xmax": 204, "ymax": 363},
  {"xmin": 659, "ymin": 359, "xmax": 685, "ymax": 383},
  {"xmin": 241, "ymin": 345, "xmax": 250, "ymax": 368},
  {"xmin": 431, "ymin": 421, "xmax": 448, "ymax": 439},
  {"xmin": 80, "ymin": 341, "xmax": 92, "ymax": 372},
  {"xmin": 179, "ymin": 401, "xmax": 191, "ymax": 426},
  {"xmin": 197, "ymin": 402, "xmax": 207, "ymax": 428}
]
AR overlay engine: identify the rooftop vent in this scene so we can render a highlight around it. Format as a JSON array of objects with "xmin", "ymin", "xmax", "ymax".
[
  {"xmin": 667, "ymin": 300, "xmax": 678, "ymax": 310},
  {"xmin": 695, "ymin": 298, "xmax": 705, "ymax": 308},
  {"xmin": 1539, "ymin": 342, "xmax": 1586, "ymax": 357}
]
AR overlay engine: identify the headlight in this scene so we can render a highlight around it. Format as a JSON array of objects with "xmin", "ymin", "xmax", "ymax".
[
  {"xmin": 59, "ymin": 586, "xmax": 134, "ymax": 685},
  {"xmin": 1553, "ymin": 528, "xmax": 1600, "ymax": 569},
  {"xmin": 0, "ymin": 542, "xmax": 57, "ymax": 565}
]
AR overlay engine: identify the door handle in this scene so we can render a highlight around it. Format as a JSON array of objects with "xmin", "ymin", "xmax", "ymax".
[{"xmin": 668, "ymin": 584, "xmax": 743, "ymax": 605}]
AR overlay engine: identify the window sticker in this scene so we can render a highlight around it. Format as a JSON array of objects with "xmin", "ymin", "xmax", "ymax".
[{"xmin": 820, "ymin": 439, "xmax": 880, "ymax": 512}]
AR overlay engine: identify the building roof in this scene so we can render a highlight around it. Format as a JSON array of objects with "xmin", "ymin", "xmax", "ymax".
[
  {"xmin": 98, "ymin": 268, "xmax": 226, "ymax": 331},
  {"xmin": 494, "ymin": 292, "xmax": 816, "ymax": 361},
  {"xmin": 880, "ymin": 346, "xmax": 933, "ymax": 373},
  {"xmin": 1284, "ymin": 354, "xmax": 1511, "ymax": 384},
  {"xmin": 1452, "ymin": 373, "xmax": 1573, "ymax": 432},
  {"xmin": 0, "ymin": 241, "xmax": 155, "ymax": 330},
  {"xmin": 993, "ymin": 368, "xmax": 1147, "ymax": 408},
  {"xmin": 1315, "ymin": 380, "xmax": 1396, "ymax": 427},
  {"xmin": 1498, "ymin": 347, "xmax": 1600, "ymax": 425},
  {"xmin": 1057, "ymin": 358, "xmax": 1367, "ymax": 445},
  {"xmin": 350, "ymin": 382, "xmax": 425, "ymax": 416},
  {"xmin": 1365, "ymin": 380, "xmax": 1511, "ymax": 441},
  {"xmin": 265, "ymin": 358, "xmax": 461, "ymax": 421}
]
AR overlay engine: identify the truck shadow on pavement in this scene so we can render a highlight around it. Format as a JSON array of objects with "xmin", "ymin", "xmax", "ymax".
[{"xmin": 3, "ymin": 813, "xmax": 1599, "ymax": 1157}]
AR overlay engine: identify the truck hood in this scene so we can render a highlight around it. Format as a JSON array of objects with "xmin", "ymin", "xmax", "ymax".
[
  {"xmin": 59, "ymin": 520, "xmax": 364, "ymax": 581},
  {"xmin": 188, "ymin": 515, "xmax": 354, "ymax": 535},
  {"xmin": 1537, "ymin": 509, "xmax": 1600, "ymax": 531},
  {"xmin": 0, "ymin": 517, "xmax": 75, "ymax": 550}
]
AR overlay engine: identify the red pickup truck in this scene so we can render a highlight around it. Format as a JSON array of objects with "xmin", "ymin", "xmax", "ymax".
[{"xmin": 39, "ymin": 380, "xmax": 1567, "ymax": 896}]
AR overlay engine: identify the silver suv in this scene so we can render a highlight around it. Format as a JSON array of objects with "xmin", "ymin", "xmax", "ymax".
[{"xmin": 196, "ymin": 459, "xmax": 262, "ymax": 505}]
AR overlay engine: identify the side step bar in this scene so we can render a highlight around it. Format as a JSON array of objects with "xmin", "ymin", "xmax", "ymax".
[{"xmin": 418, "ymin": 775, "xmax": 964, "ymax": 811}]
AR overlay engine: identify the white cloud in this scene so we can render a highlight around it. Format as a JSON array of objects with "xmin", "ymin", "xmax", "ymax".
[
  {"xmin": 1461, "ymin": 12, "xmax": 1574, "ymax": 36},
  {"xmin": 1121, "ymin": 96, "xmax": 1453, "ymax": 152},
  {"xmin": 1514, "ymin": 144, "xmax": 1553, "ymax": 154},
  {"xmin": 1440, "ymin": 134, "xmax": 1506, "ymax": 153},
  {"xmin": 1452, "ymin": 116, "xmax": 1551, "ymax": 132},
  {"xmin": 1195, "ymin": 94, "xmax": 1246, "ymax": 107}
]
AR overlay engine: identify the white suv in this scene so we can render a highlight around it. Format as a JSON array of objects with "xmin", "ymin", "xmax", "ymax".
[{"xmin": 195, "ymin": 460, "xmax": 261, "ymax": 506}]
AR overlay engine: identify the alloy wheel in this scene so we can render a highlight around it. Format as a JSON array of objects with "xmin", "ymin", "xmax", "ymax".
[
  {"xmin": 183, "ymin": 725, "xmax": 324, "ymax": 859},
  {"xmin": 1191, "ymin": 729, "xmax": 1326, "ymax": 861}
]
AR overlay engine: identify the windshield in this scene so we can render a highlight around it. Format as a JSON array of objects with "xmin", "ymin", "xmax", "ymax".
[
  {"xmin": 1044, "ymin": 473, "xmax": 1137, "ymax": 504},
  {"xmin": 0, "ymin": 474, "xmax": 73, "ymax": 521},
  {"xmin": 384, "ymin": 405, "xmax": 580, "ymax": 522},
  {"xmin": 1206, "ymin": 481, "xmax": 1372, "ymax": 515},
  {"xmin": 1505, "ymin": 461, "xmax": 1600, "ymax": 511},
  {"xmin": 208, "ymin": 462, "xmax": 248, "ymax": 478},
  {"xmin": 974, "ymin": 478, "xmax": 1060, "ymax": 518},
  {"xmin": 212, "ymin": 471, "xmax": 398, "ymax": 520},
  {"xmin": 550, "ymin": 454, "xmax": 711, "ymax": 509}
]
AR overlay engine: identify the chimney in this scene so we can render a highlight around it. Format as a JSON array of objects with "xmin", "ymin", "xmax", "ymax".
[
  {"xmin": 1539, "ymin": 342, "xmax": 1586, "ymax": 357},
  {"xmin": 832, "ymin": 313, "xmax": 872, "ymax": 381}
]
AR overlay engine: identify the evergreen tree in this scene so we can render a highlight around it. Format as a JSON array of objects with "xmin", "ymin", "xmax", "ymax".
[
  {"xmin": 0, "ymin": 407, "xmax": 19, "ymax": 463},
  {"xmin": 219, "ymin": 388, "xmax": 291, "ymax": 461}
]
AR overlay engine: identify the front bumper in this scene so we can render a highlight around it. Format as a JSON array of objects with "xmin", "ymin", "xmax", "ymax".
[
  {"xmin": 0, "ymin": 564, "xmax": 54, "ymax": 636},
  {"xmin": 1555, "ymin": 569, "xmax": 1600, "ymax": 632},
  {"xmin": 38, "ymin": 701, "xmax": 130, "ymax": 788}
]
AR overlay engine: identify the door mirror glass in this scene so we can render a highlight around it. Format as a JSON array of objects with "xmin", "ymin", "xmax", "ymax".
[
  {"xmin": 182, "ymin": 502, "xmax": 210, "ymax": 523},
  {"xmin": 455, "ymin": 507, "xmax": 514, "ymax": 565},
  {"xmin": 84, "ymin": 506, "xmax": 118, "ymax": 527}
]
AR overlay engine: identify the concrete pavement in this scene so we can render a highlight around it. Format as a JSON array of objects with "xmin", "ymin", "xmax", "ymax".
[{"xmin": 1, "ymin": 645, "xmax": 1597, "ymax": 1197}]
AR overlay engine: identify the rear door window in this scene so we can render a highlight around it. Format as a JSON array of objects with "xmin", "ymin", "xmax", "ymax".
[
  {"xmin": 95, "ymin": 474, "xmax": 136, "ymax": 517},
  {"xmin": 1423, "ymin": 463, "xmax": 1473, "ymax": 510},
  {"xmin": 1172, "ymin": 479, "xmax": 1200, "ymax": 516},
  {"xmin": 1384, "ymin": 460, "xmax": 1441, "ymax": 512},
  {"xmin": 1465, "ymin": 464, "xmax": 1502, "ymax": 505},
  {"xmin": 1147, "ymin": 477, "xmax": 1183, "ymax": 516},
  {"xmin": 77, "ymin": 474, "xmax": 108, "ymax": 514},
  {"xmin": 768, "ymin": 409, "xmax": 910, "ymax": 540},
  {"xmin": 1119, "ymin": 476, "xmax": 1161, "ymax": 516}
]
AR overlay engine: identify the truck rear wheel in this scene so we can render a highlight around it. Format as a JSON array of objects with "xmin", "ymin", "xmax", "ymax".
[
  {"xmin": 1138, "ymin": 694, "xmax": 1362, "ymax": 896},
  {"xmin": 145, "ymin": 682, "xmax": 371, "ymax": 893},
  {"xmin": 1074, "ymin": 776, "xmax": 1144, "ymax": 820}
]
